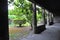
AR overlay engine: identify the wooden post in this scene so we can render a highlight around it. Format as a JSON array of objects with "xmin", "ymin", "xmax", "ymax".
[
  {"xmin": 32, "ymin": 3, "xmax": 37, "ymax": 34},
  {"xmin": 0, "ymin": 0, "xmax": 9, "ymax": 40}
]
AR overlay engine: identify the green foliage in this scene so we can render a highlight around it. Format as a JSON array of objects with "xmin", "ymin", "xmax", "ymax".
[
  {"xmin": 36, "ymin": 7, "xmax": 43, "ymax": 21},
  {"xmin": 14, "ymin": 20, "xmax": 26, "ymax": 27},
  {"xmin": 8, "ymin": 0, "xmax": 32, "ymax": 26},
  {"xmin": 8, "ymin": 0, "xmax": 43, "ymax": 27},
  {"xmin": 8, "ymin": 15, "xmax": 16, "ymax": 19}
]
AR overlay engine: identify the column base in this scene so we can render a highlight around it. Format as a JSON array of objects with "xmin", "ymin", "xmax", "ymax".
[
  {"xmin": 49, "ymin": 22, "xmax": 54, "ymax": 25},
  {"xmin": 34, "ymin": 25, "xmax": 46, "ymax": 34}
]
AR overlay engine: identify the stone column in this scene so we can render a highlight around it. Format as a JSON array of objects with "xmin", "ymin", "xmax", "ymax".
[
  {"xmin": 49, "ymin": 13, "xmax": 54, "ymax": 25},
  {"xmin": 41, "ymin": 8, "xmax": 46, "ymax": 29},
  {"xmin": 32, "ymin": 4, "xmax": 46, "ymax": 34},
  {"xmin": 46, "ymin": 11, "xmax": 50, "ymax": 25},
  {"xmin": 32, "ymin": 3, "xmax": 37, "ymax": 34},
  {"xmin": 35, "ymin": 8, "xmax": 46, "ymax": 34},
  {"xmin": 42, "ymin": 9, "xmax": 46, "ymax": 25}
]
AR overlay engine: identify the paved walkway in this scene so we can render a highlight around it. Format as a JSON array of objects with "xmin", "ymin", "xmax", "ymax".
[{"xmin": 21, "ymin": 23, "xmax": 60, "ymax": 40}]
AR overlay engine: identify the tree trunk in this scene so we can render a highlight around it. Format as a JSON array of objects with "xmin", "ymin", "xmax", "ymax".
[
  {"xmin": 30, "ymin": 23, "xmax": 33, "ymax": 30},
  {"xmin": 19, "ymin": 24, "xmax": 22, "ymax": 27}
]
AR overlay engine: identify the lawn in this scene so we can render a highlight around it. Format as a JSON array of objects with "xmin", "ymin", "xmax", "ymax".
[{"xmin": 9, "ymin": 26, "xmax": 31, "ymax": 40}]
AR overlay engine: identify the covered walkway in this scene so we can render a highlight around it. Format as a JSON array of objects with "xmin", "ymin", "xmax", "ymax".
[
  {"xmin": 21, "ymin": 17, "xmax": 60, "ymax": 40},
  {"xmin": 21, "ymin": 23, "xmax": 60, "ymax": 40},
  {"xmin": 0, "ymin": 0, "xmax": 60, "ymax": 40}
]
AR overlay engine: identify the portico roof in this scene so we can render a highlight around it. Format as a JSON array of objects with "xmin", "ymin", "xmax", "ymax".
[{"xmin": 29, "ymin": 0, "xmax": 60, "ymax": 16}]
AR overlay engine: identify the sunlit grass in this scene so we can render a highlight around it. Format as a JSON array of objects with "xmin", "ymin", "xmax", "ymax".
[{"xmin": 22, "ymin": 22, "xmax": 30, "ymax": 26}]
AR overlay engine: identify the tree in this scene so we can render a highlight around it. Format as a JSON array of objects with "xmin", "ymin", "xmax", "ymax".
[
  {"xmin": 8, "ymin": 0, "xmax": 33, "ymax": 27},
  {"xmin": 8, "ymin": 0, "xmax": 43, "ymax": 27}
]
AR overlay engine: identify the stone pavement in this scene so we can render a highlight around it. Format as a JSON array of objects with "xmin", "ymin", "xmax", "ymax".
[{"xmin": 21, "ymin": 23, "xmax": 60, "ymax": 40}]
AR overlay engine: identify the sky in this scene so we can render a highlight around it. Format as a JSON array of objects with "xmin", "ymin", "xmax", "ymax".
[{"xmin": 8, "ymin": 4, "xmax": 14, "ymax": 10}]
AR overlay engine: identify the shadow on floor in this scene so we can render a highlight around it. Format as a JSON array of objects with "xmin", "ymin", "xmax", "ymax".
[{"xmin": 21, "ymin": 23, "xmax": 60, "ymax": 40}]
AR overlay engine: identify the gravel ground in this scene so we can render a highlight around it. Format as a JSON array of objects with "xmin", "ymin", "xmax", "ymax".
[{"xmin": 9, "ymin": 26, "xmax": 32, "ymax": 40}]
